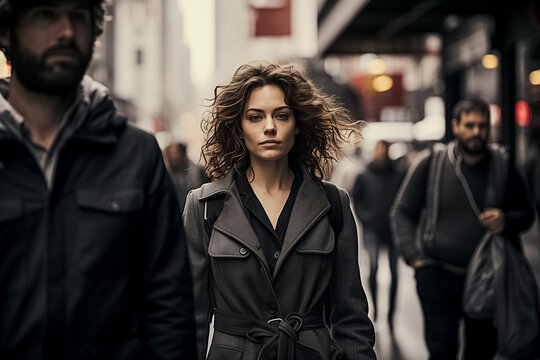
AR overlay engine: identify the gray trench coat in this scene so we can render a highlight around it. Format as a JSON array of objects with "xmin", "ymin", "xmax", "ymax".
[{"xmin": 183, "ymin": 167, "xmax": 376, "ymax": 360}]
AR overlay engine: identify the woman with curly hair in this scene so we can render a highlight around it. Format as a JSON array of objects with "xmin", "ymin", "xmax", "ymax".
[{"xmin": 183, "ymin": 61, "xmax": 375, "ymax": 360}]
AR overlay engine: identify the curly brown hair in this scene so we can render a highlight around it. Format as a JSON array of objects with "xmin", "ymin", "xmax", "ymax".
[{"xmin": 201, "ymin": 61, "xmax": 362, "ymax": 181}]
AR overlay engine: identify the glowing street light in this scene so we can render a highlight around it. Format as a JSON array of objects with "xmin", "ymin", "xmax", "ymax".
[
  {"xmin": 482, "ymin": 54, "xmax": 498, "ymax": 69},
  {"xmin": 372, "ymin": 75, "xmax": 393, "ymax": 92},
  {"xmin": 367, "ymin": 58, "xmax": 387, "ymax": 75},
  {"xmin": 529, "ymin": 69, "xmax": 540, "ymax": 86}
]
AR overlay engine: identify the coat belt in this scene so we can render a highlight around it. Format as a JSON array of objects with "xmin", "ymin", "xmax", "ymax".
[{"xmin": 213, "ymin": 309, "xmax": 325, "ymax": 360}]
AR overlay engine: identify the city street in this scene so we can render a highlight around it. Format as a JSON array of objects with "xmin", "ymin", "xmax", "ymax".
[{"xmin": 358, "ymin": 228, "xmax": 428, "ymax": 360}]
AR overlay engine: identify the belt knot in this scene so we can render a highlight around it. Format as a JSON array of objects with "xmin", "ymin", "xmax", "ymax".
[{"xmin": 214, "ymin": 309, "xmax": 324, "ymax": 360}]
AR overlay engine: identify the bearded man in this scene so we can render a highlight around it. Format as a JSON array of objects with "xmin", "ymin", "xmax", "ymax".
[
  {"xmin": 390, "ymin": 97, "xmax": 534, "ymax": 360},
  {"xmin": 0, "ymin": 1, "xmax": 196, "ymax": 359}
]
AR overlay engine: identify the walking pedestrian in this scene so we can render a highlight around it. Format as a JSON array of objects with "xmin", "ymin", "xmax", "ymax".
[
  {"xmin": 164, "ymin": 141, "xmax": 209, "ymax": 211},
  {"xmin": 0, "ymin": 1, "xmax": 196, "ymax": 358},
  {"xmin": 390, "ymin": 97, "xmax": 534, "ymax": 359},
  {"xmin": 183, "ymin": 61, "xmax": 376, "ymax": 359},
  {"xmin": 352, "ymin": 140, "xmax": 404, "ymax": 330}
]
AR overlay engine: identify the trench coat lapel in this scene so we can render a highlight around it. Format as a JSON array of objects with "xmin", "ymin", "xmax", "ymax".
[
  {"xmin": 274, "ymin": 172, "xmax": 330, "ymax": 277},
  {"xmin": 212, "ymin": 184, "xmax": 269, "ymax": 271}
]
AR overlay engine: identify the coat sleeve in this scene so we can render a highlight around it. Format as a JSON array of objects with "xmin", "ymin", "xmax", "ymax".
[
  {"xmin": 142, "ymin": 138, "xmax": 197, "ymax": 359},
  {"xmin": 330, "ymin": 189, "xmax": 376, "ymax": 360},
  {"xmin": 351, "ymin": 173, "xmax": 367, "ymax": 224},
  {"xmin": 390, "ymin": 152, "xmax": 431, "ymax": 266},
  {"xmin": 183, "ymin": 188, "xmax": 212, "ymax": 360}
]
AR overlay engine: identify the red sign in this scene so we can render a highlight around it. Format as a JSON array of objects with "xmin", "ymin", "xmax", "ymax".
[
  {"xmin": 349, "ymin": 73, "xmax": 405, "ymax": 122},
  {"xmin": 251, "ymin": 0, "xmax": 291, "ymax": 37},
  {"xmin": 515, "ymin": 100, "xmax": 531, "ymax": 127}
]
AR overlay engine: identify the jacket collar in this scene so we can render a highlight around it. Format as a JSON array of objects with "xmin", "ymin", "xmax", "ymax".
[
  {"xmin": 203, "ymin": 166, "xmax": 331, "ymax": 277},
  {"xmin": 201, "ymin": 169, "xmax": 266, "ymax": 268},
  {"xmin": 0, "ymin": 76, "xmax": 126, "ymax": 146},
  {"xmin": 274, "ymin": 167, "xmax": 330, "ymax": 276},
  {"xmin": 69, "ymin": 76, "xmax": 126, "ymax": 145},
  {"xmin": 199, "ymin": 170, "xmax": 236, "ymax": 200}
]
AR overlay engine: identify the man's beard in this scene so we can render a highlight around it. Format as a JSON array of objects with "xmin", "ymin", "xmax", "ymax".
[
  {"xmin": 459, "ymin": 136, "xmax": 488, "ymax": 155},
  {"xmin": 10, "ymin": 38, "xmax": 92, "ymax": 96}
]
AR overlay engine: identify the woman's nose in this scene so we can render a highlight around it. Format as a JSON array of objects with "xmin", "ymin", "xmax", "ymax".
[{"xmin": 263, "ymin": 116, "xmax": 277, "ymax": 135}]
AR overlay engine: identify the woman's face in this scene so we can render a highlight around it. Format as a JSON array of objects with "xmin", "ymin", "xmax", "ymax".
[{"xmin": 241, "ymin": 84, "xmax": 298, "ymax": 164}]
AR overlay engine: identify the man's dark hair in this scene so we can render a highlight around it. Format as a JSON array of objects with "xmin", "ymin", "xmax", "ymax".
[
  {"xmin": 452, "ymin": 97, "xmax": 490, "ymax": 124},
  {"xmin": 166, "ymin": 142, "xmax": 187, "ymax": 158},
  {"xmin": 175, "ymin": 142, "xmax": 187, "ymax": 155},
  {"xmin": 0, "ymin": 0, "xmax": 107, "ymax": 60}
]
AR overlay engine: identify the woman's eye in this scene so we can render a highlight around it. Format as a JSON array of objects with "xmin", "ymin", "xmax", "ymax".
[
  {"xmin": 248, "ymin": 115, "xmax": 262, "ymax": 122},
  {"xmin": 275, "ymin": 113, "xmax": 289, "ymax": 120}
]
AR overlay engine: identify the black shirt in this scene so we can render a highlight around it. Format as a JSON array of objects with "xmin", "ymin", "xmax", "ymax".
[
  {"xmin": 460, "ymin": 149, "xmax": 490, "ymax": 209},
  {"xmin": 234, "ymin": 165, "xmax": 302, "ymax": 275}
]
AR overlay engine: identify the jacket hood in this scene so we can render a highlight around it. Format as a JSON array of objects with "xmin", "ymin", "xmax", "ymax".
[
  {"xmin": 74, "ymin": 75, "xmax": 127, "ymax": 142},
  {"xmin": 0, "ymin": 75, "xmax": 126, "ymax": 143}
]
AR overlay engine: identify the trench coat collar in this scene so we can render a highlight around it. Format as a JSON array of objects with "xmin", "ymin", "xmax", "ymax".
[
  {"xmin": 199, "ymin": 166, "xmax": 332, "ymax": 277},
  {"xmin": 274, "ymin": 166, "xmax": 330, "ymax": 276},
  {"xmin": 200, "ymin": 169, "xmax": 268, "ymax": 270}
]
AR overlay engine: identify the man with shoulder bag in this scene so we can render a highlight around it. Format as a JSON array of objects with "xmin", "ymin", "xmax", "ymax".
[{"xmin": 391, "ymin": 97, "xmax": 535, "ymax": 359}]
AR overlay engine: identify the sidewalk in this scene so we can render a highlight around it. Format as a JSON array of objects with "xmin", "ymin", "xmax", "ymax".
[
  {"xmin": 523, "ymin": 217, "xmax": 540, "ymax": 290},
  {"xmin": 358, "ymin": 236, "xmax": 428, "ymax": 360}
]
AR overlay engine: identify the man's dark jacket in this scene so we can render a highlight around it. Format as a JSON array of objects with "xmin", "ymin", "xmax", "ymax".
[{"xmin": 0, "ymin": 78, "xmax": 196, "ymax": 359}]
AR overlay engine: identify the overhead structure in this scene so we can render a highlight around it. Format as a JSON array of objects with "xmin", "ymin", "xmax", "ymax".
[{"xmin": 317, "ymin": 0, "xmax": 540, "ymax": 152}]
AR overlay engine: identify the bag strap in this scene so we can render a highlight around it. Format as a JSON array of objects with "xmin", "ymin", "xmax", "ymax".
[
  {"xmin": 448, "ymin": 142, "xmax": 509, "ymax": 216},
  {"xmin": 422, "ymin": 143, "xmax": 447, "ymax": 245},
  {"xmin": 489, "ymin": 144, "xmax": 509, "ymax": 208},
  {"xmin": 204, "ymin": 194, "xmax": 226, "ymax": 238},
  {"xmin": 202, "ymin": 194, "xmax": 226, "ymax": 321},
  {"xmin": 320, "ymin": 181, "xmax": 343, "ymax": 326},
  {"xmin": 322, "ymin": 181, "xmax": 343, "ymax": 238}
]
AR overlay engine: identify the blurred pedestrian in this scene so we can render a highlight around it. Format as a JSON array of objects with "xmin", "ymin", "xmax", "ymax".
[
  {"xmin": 524, "ymin": 138, "xmax": 540, "ymax": 215},
  {"xmin": 164, "ymin": 141, "xmax": 209, "ymax": 211},
  {"xmin": 352, "ymin": 140, "xmax": 404, "ymax": 330},
  {"xmin": 183, "ymin": 61, "xmax": 375, "ymax": 359},
  {"xmin": 0, "ymin": 1, "xmax": 196, "ymax": 358},
  {"xmin": 391, "ymin": 97, "xmax": 534, "ymax": 359}
]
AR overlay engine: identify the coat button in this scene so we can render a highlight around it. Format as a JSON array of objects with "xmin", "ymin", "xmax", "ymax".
[
  {"xmin": 272, "ymin": 250, "xmax": 280, "ymax": 260},
  {"xmin": 268, "ymin": 305, "xmax": 277, "ymax": 314},
  {"xmin": 109, "ymin": 200, "xmax": 121, "ymax": 211},
  {"xmin": 239, "ymin": 247, "xmax": 248, "ymax": 255}
]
